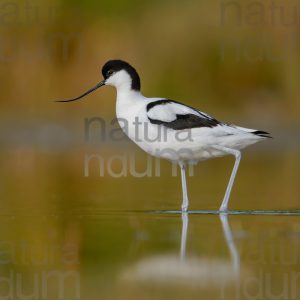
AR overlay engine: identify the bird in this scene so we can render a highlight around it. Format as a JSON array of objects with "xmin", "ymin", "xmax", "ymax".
[{"xmin": 56, "ymin": 59, "xmax": 271, "ymax": 212}]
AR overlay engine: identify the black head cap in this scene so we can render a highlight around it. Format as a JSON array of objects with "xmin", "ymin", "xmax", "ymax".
[{"xmin": 101, "ymin": 60, "xmax": 141, "ymax": 91}]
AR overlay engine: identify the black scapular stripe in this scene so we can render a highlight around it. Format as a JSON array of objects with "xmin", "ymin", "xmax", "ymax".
[
  {"xmin": 146, "ymin": 99, "xmax": 173, "ymax": 111},
  {"xmin": 147, "ymin": 99, "xmax": 220, "ymax": 130}
]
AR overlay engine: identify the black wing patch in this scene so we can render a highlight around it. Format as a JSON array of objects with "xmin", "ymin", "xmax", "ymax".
[
  {"xmin": 148, "ymin": 114, "xmax": 220, "ymax": 130},
  {"xmin": 146, "ymin": 99, "xmax": 221, "ymax": 130}
]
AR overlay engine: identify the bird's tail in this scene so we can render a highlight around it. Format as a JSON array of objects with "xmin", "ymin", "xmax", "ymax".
[
  {"xmin": 252, "ymin": 130, "xmax": 272, "ymax": 138},
  {"xmin": 232, "ymin": 125, "xmax": 272, "ymax": 139}
]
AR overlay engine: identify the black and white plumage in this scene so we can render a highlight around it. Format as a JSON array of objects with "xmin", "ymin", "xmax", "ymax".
[
  {"xmin": 146, "ymin": 99, "xmax": 270, "ymax": 137},
  {"xmin": 147, "ymin": 99, "xmax": 221, "ymax": 129},
  {"xmin": 56, "ymin": 59, "xmax": 271, "ymax": 212}
]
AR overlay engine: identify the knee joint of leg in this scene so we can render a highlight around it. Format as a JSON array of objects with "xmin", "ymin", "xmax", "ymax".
[{"xmin": 235, "ymin": 151, "xmax": 241, "ymax": 159}]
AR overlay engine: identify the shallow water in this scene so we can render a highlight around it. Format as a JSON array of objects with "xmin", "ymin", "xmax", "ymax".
[
  {"xmin": 0, "ymin": 149, "xmax": 300, "ymax": 299},
  {"xmin": 0, "ymin": 212, "xmax": 300, "ymax": 300}
]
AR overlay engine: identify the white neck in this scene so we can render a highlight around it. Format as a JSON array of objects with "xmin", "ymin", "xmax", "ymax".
[
  {"xmin": 115, "ymin": 86, "xmax": 145, "ymax": 121},
  {"xmin": 116, "ymin": 86, "xmax": 143, "ymax": 102}
]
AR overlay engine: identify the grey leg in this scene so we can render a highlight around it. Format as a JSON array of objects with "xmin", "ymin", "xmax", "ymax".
[
  {"xmin": 179, "ymin": 162, "xmax": 189, "ymax": 212},
  {"xmin": 213, "ymin": 146, "xmax": 241, "ymax": 212},
  {"xmin": 180, "ymin": 212, "xmax": 189, "ymax": 261}
]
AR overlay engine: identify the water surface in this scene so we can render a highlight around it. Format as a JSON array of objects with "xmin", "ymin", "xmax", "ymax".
[{"xmin": 0, "ymin": 211, "xmax": 299, "ymax": 300}]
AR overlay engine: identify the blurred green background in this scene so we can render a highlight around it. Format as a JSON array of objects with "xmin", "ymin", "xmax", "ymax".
[
  {"xmin": 0, "ymin": 1, "xmax": 300, "ymax": 299},
  {"xmin": 0, "ymin": 0, "xmax": 299, "ymax": 213}
]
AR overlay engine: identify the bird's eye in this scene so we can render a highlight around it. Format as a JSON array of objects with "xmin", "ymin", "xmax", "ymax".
[{"xmin": 107, "ymin": 70, "xmax": 114, "ymax": 77}]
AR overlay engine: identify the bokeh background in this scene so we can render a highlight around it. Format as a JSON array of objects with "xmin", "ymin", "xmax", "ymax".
[
  {"xmin": 1, "ymin": 0, "xmax": 299, "ymax": 213},
  {"xmin": 1, "ymin": 1, "xmax": 300, "ymax": 299}
]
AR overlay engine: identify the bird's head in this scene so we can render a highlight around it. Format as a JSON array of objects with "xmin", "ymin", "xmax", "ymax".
[
  {"xmin": 102, "ymin": 60, "xmax": 140, "ymax": 91},
  {"xmin": 55, "ymin": 59, "xmax": 140, "ymax": 103}
]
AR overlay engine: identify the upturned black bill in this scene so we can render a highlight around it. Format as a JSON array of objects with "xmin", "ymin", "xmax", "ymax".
[{"xmin": 55, "ymin": 80, "xmax": 105, "ymax": 102}]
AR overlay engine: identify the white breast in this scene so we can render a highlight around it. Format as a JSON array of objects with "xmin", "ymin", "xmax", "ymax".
[{"xmin": 116, "ymin": 91, "xmax": 149, "ymax": 143}]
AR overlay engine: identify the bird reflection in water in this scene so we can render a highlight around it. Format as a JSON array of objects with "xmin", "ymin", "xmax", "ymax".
[{"xmin": 120, "ymin": 213, "xmax": 241, "ymax": 288}]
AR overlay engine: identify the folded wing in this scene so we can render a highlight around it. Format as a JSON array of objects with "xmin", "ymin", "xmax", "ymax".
[{"xmin": 146, "ymin": 99, "xmax": 221, "ymax": 130}]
